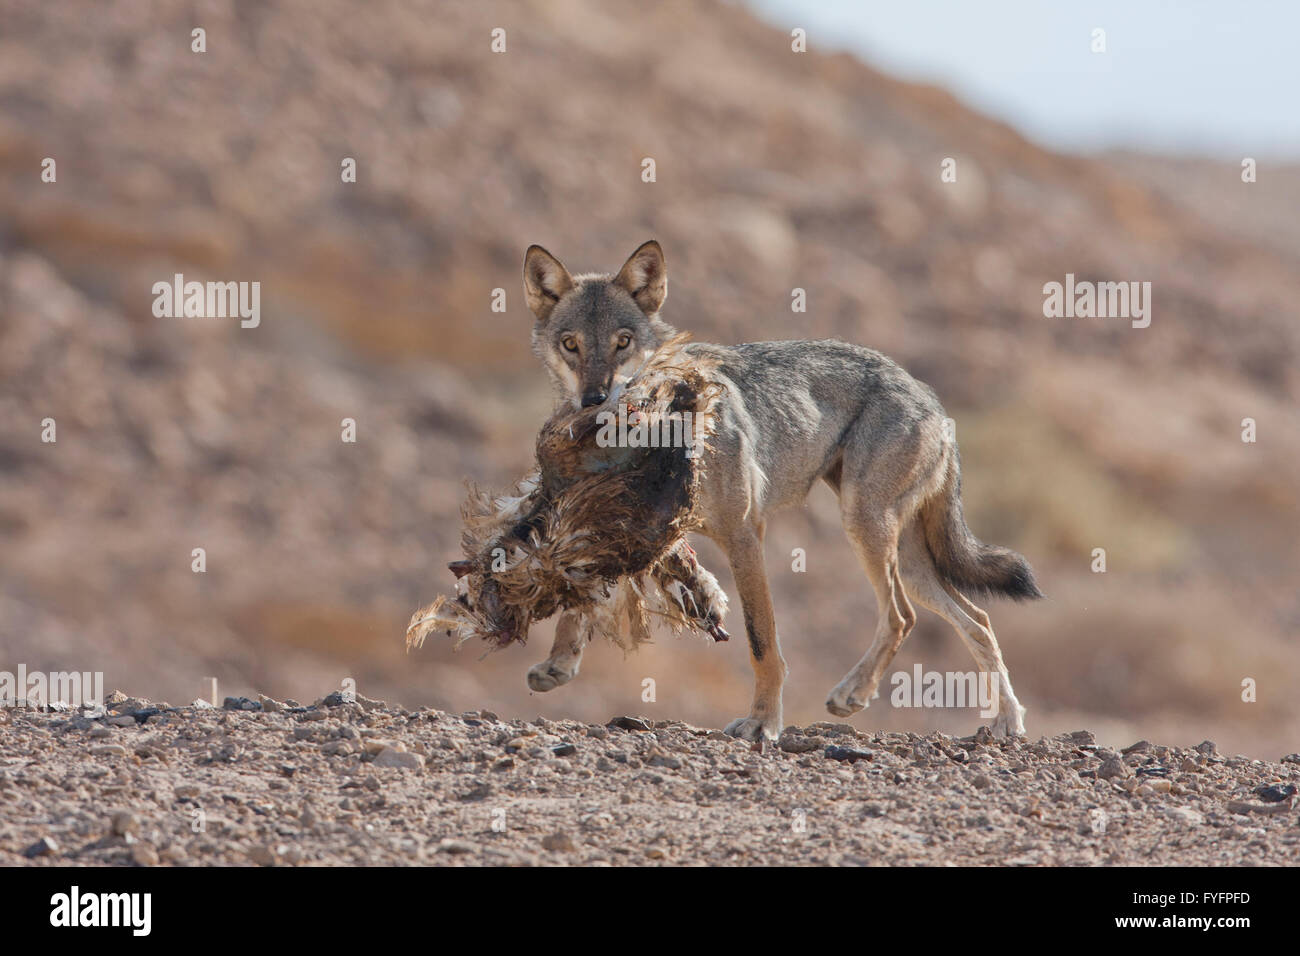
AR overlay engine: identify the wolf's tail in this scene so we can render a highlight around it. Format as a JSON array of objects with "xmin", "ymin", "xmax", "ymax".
[{"xmin": 920, "ymin": 451, "xmax": 1043, "ymax": 602}]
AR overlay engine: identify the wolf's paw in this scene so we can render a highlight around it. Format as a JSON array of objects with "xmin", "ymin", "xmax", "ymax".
[
  {"xmin": 526, "ymin": 659, "xmax": 579, "ymax": 692},
  {"xmin": 724, "ymin": 716, "xmax": 780, "ymax": 743},
  {"xmin": 825, "ymin": 681, "xmax": 868, "ymax": 718},
  {"xmin": 990, "ymin": 705, "xmax": 1027, "ymax": 738}
]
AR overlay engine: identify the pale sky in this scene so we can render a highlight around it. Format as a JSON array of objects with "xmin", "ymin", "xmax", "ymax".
[{"xmin": 747, "ymin": 0, "xmax": 1300, "ymax": 158}]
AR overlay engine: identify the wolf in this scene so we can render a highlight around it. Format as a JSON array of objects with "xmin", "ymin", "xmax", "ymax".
[{"xmin": 520, "ymin": 240, "xmax": 1042, "ymax": 741}]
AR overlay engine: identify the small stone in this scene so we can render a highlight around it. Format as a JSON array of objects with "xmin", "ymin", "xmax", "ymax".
[
  {"xmin": 1162, "ymin": 806, "xmax": 1205, "ymax": 826},
  {"xmin": 1097, "ymin": 756, "xmax": 1132, "ymax": 780},
  {"xmin": 246, "ymin": 844, "xmax": 277, "ymax": 866},
  {"xmin": 1254, "ymin": 783, "xmax": 1297, "ymax": 803},
  {"xmin": 1281, "ymin": 753, "xmax": 1300, "ymax": 765},
  {"xmin": 131, "ymin": 843, "xmax": 159, "ymax": 866},
  {"xmin": 778, "ymin": 732, "xmax": 823, "ymax": 754},
  {"xmin": 88, "ymin": 725, "xmax": 112, "ymax": 739},
  {"xmin": 608, "ymin": 716, "xmax": 652, "ymax": 732},
  {"xmin": 1194, "ymin": 740, "xmax": 1217, "ymax": 756},
  {"xmin": 160, "ymin": 845, "xmax": 187, "ymax": 864},
  {"xmin": 174, "ymin": 784, "xmax": 200, "ymax": 799},
  {"xmin": 648, "ymin": 754, "xmax": 683, "ymax": 769},
  {"xmin": 23, "ymin": 836, "xmax": 58, "ymax": 858},
  {"xmin": 437, "ymin": 840, "xmax": 474, "ymax": 855},
  {"xmin": 542, "ymin": 832, "xmax": 575, "ymax": 852},
  {"xmin": 105, "ymin": 715, "xmax": 137, "ymax": 727},
  {"xmin": 222, "ymin": 696, "xmax": 262, "ymax": 712},
  {"xmin": 645, "ymin": 847, "xmax": 667, "ymax": 860},
  {"xmin": 458, "ymin": 781, "xmax": 492, "ymax": 801},
  {"xmin": 552, "ymin": 743, "xmax": 577, "ymax": 757},
  {"xmin": 824, "ymin": 745, "xmax": 873, "ymax": 763},
  {"xmin": 90, "ymin": 744, "xmax": 127, "ymax": 757},
  {"xmin": 373, "ymin": 747, "xmax": 424, "ymax": 770},
  {"xmin": 1122, "ymin": 740, "xmax": 1151, "ymax": 754},
  {"xmin": 111, "ymin": 811, "xmax": 139, "ymax": 836},
  {"xmin": 972, "ymin": 774, "xmax": 994, "ymax": 790}
]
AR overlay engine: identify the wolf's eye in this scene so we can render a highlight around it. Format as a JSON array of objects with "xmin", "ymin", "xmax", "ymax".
[
  {"xmin": 561, "ymin": 335, "xmax": 578, "ymax": 353},
  {"xmin": 616, "ymin": 333, "xmax": 632, "ymax": 350}
]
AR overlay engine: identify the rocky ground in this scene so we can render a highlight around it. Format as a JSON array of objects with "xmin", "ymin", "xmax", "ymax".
[{"xmin": 3, "ymin": 692, "xmax": 1297, "ymax": 866}]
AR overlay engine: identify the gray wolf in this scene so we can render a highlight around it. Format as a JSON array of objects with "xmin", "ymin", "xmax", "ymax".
[{"xmin": 520, "ymin": 240, "xmax": 1041, "ymax": 741}]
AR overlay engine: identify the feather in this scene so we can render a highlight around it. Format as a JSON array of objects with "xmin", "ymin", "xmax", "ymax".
[{"xmin": 407, "ymin": 335, "xmax": 730, "ymax": 654}]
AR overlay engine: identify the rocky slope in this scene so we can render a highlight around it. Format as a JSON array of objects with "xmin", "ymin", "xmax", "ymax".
[{"xmin": 4, "ymin": 694, "xmax": 1298, "ymax": 866}]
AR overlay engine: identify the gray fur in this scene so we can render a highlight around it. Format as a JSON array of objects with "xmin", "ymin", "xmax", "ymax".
[{"xmin": 521, "ymin": 241, "xmax": 1041, "ymax": 741}]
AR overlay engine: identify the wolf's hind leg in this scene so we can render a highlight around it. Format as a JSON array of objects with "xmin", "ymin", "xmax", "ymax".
[
  {"xmin": 897, "ymin": 524, "xmax": 1026, "ymax": 736},
  {"xmin": 526, "ymin": 611, "xmax": 588, "ymax": 692}
]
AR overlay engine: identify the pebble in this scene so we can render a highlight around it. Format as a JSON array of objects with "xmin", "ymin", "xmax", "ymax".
[
  {"xmin": 246, "ymin": 844, "xmax": 278, "ymax": 866},
  {"xmin": 373, "ymin": 747, "xmax": 424, "ymax": 770},
  {"xmin": 1254, "ymin": 783, "xmax": 1297, "ymax": 803},
  {"xmin": 23, "ymin": 836, "xmax": 58, "ymax": 858},
  {"xmin": 1162, "ymin": 806, "xmax": 1205, "ymax": 826},
  {"xmin": 131, "ymin": 843, "xmax": 159, "ymax": 866},
  {"xmin": 542, "ymin": 832, "xmax": 575, "ymax": 852},
  {"xmin": 90, "ymin": 744, "xmax": 127, "ymax": 757},
  {"xmin": 778, "ymin": 733, "xmax": 823, "ymax": 754},
  {"xmin": 1097, "ymin": 756, "xmax": 1132, "ymax": 780},
  {"xmin": 223, "ymin": 697, "xmax": 262, "ymax": 712},
  {"xmin": 825, "ymin": 745, "xmax": 873, "ymax": 763},
  {"xmin": 111, "ymin": 810, "xmax": 139, "ymax": 836},
  {"xmin": 608, "ymin": 716, "xmax": 652, "ymax": 732}
]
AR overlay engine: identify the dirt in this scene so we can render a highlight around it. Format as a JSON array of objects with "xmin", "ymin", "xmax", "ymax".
[{"xmin": 4, "ymin": 692, "xmax": 1298, "ymax": 866}]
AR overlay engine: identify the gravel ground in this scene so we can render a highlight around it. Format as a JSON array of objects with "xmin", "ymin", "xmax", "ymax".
[{"xmin": 3, "ymin": 692, "xmax": 1298, "ymax": 866}]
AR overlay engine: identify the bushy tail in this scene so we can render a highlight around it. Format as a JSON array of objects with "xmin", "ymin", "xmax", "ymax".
[{"xmin": 920, "ymin": 452, "xmax": 1043, "ymax": 602}]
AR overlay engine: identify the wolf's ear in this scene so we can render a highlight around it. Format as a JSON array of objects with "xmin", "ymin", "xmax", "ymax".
[
  {"xmin": 614, "ymin": 240, "xmax": 667, "ymax": 315},
  {"xmin": 523, "ymin": 245, "xmax": 574, "ymax": 323}
]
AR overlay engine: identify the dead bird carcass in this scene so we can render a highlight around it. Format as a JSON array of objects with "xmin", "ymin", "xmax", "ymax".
[{"xmin": 406, "ymin": 335, "xmax": 731, "ymax": 654}]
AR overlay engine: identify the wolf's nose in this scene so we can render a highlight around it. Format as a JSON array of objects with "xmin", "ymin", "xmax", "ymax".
[{"xmin": 581, "ymin": 389, "xmax": 608, "ymax": 408}]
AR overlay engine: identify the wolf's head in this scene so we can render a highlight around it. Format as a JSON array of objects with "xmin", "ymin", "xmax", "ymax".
[{"xmin": 524, "ymin": 240, "xmax": 677, "ymax": 410}]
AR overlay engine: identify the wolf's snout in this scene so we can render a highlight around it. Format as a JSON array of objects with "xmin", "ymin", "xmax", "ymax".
[{"xmin": 580, "ymin": 389, "xmax": 608, "ymax": 408}]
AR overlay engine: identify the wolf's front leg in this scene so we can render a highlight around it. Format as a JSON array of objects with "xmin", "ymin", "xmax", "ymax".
[
  {"xmin": 721, "ymin": 530, "xmax": 787, "ymax": 742},
  {"xmin": 526, "ymin": 611, "xmax": 588, "ymax": 692}
]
